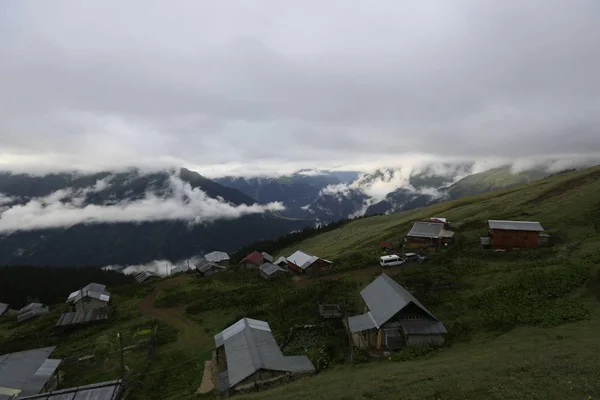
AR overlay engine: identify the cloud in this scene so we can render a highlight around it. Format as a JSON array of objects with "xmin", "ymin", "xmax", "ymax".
[
  {"xmin": 105, "ymin": 256, "xmax": 202, "ymax": 277},
  {"xmin": 0, "ymin": 1, "xmax": 599, "ymax": 176},
  {"xmin": 0, "ymin": 175, "xmax": 284, "ymax": 233}
]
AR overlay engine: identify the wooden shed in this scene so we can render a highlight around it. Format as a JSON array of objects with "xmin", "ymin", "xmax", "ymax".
[{"xmin": 485, "ymin": 220, "xmax": 545, "ymax": 250}]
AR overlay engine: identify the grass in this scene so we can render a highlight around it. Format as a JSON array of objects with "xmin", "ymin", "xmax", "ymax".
[
  {"xmin": 240, "ymin": 316, "xmax": 600, "ymax": 400},
  {"xmin": 2, "ymin": 165, "xmax": 600, "ymax": 399}
]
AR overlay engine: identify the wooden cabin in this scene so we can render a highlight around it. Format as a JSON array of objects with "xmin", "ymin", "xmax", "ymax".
[
  {"xmin": 347, "ymin": 274, "xmax": 447, "ymax": 351},
  {"xmin": 404, "ymin": 219, "xmax": 454, "ymax": 250},
  {"xmin": 286, "ymin": 250, "xmax": 332, "ymax": 276},
  {"xmin": 484, "ymin": 220, "xmax": 545, "ymax": 250}
]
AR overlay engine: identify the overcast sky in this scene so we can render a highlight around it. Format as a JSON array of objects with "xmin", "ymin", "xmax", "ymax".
[{"xmin": 1, "ymin": 0, "xmax": 600, "ymax": 177}]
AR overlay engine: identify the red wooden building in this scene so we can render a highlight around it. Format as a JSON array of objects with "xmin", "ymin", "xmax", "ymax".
[
  {"xmin": 485, "ymin": 220, "xmax": 545, "ymax": 250},
  {"xmin": 287, "ymin": 250, "xmax": 332, "ymax": 276},
  {"xmin": 238, "ymin": 251, "xmax": 266, "ymax": 269}
]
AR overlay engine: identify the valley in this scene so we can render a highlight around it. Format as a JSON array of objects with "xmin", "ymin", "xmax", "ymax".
[{"xmin": 1, "ymin": 165, "xmax": 599, "ymax": 399}]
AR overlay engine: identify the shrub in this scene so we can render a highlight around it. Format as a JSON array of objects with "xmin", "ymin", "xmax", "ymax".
[
  {"xmin": 388, "ymin": 345, "xmax": 437, "ymax": 362},
  {"xmin": 470, "ymin": 263, "xmax": 591, "ymax": 329}
]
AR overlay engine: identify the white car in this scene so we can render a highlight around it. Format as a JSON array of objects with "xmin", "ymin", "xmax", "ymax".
[{"xmin": 379, "ymin": 255, "xmax": 406, "ymax": 268}]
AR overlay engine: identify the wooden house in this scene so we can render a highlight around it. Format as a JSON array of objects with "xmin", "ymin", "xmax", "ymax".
[
  {"xmin": 196, "ymin": 259, "xmax": 228, "ymax": 277},
  {"xmin": 347, "ymin": 274, "xmax": 447, "ymax": 350},
  {"xmin": 404, "ymin": 219, "xmax": 454, "ymax": 249},
  {"xmin": 286, "ymin": 250, "xmax": 332, "ymax": 276},
  {"xmin": 134, "ymin": 271, "xmax": 159, "ymax": 283},
  {"xmin": 66, "ymin": 283, "xmax": 110, "ymax": 313},
  {"xmin": 205, "ymin": 251, "xmax": 231, "ymax": 267},
  {"xmin": 238, "ymin": 251, "xmax": 267, "ymax": 269},
  {"xmin": 259, "ymin": 263, "xmax": 286, "ymax": 280},
  {"xmin": 273, "ymin": 256, "xmax": 288, "ymax": 270},
  {"xmin": 214, "ymin": 318, "xmax": 315, "ymax": 396},
  {"xmin": 483, "ymin": 220, "xmax": 545, "ymax": 250}
]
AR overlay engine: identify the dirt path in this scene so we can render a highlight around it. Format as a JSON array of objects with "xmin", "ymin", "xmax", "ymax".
[
  {"xmin": 139, "ymin": 274, "xmax": 208, "ymax": 349},
  {"xmin": 196, "ymin": 359, "xmax": 215, "ymax": 394}
]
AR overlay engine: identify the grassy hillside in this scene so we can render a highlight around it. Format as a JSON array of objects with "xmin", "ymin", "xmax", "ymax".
[
  {"xmin": 1, "ymin": 166, "xmax": 600, "ymax": 400},
  {"xmin": 445, "ymin": 166, "xmax": 548, "ymax": 199},
  {"xmin": 276, "ymin": 166, "xmax": 600, "ymax": 260}
]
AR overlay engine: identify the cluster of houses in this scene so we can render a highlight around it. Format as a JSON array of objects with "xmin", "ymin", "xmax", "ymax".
[
  {"xmin": 0, "ymin": 215, "xmax": 553, "ymax": 398},
  {"xmin": 238, "ymin": 250, "xmax": 332, "ymax": 279},
  {"xmin": 0, "ymin": 283, "xmax": 120, "ymax": 399},
  {"xmin": 0, "ymin": 345, "xmax": 122, "ymax": 400},
  {"xmin": 402, "ymin": 217, "xmax": 549, "ymax": 252}
]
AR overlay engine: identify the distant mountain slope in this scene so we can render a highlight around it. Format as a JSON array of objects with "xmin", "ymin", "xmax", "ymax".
[
  {"xmin": 0, "ymin": 168, "xmax": 311, "ymax": 266},
  {"xmin": 444, "ymin": 166, "xmax": 548, "ymax": 199},
  {"xmin": 274, "ymin": 165, "xmax": 600, "ymax": 259},
  {"xmin": 0, "ymin": 167, "xmax": 257, "ymax": 206},
  {"xmin": 364, "ymin": 166, "xmax": 550, "ymax": 216},
  {"xmin": 215, "ymin": 171, "xmax": 359, "ymax": 218}
]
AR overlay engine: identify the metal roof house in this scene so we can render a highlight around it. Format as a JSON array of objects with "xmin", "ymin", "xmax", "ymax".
[
  {"xmin": 0, "ymin": 347, "xmax": 61, "ymax": 399},
  {"xmin": 17, "ymin": 304, "xmax": 49, "ymax": 324},
  {"xmin": 261, "ymin": 252, "xmax": 274, "ymax": 263},
  {"xmin": 214, "ymin": 318, "xmax": 315, "ymax": 396},
  {"xmin": 286, "ymin": 250, "xmax": 332, "ymax": 276},
  {"xmin": 258, "ymin": 263, "xmax": 286, "ymax": 280},
  {"xmin": 0, "ymin": 303, "xmax": 8, "ymax": 317},
  {"xmin": 17, "ymin": 379, "xmax": 123, "ymax": 400},
  {"xmin": 238, "ymin": 251, "xmax": 267, "ymax": 269},
  {"xmin": 66, "ymin": 283, "xmax": 110, "ymax": 310},
  {"xmin": 134, "ymin": 270, "xmax": 159, "ymax": 284},
  {"xmin": 196, "ymin": 259, "xmax": 228, "ymax": 277},
  {"xmin": 57, "ymin": 283, "xmax": 111, "ymax": 331},
  {"xmin": 405, "ymin": 220, "xmax": 454, "ymax": 250},
  {"xmin": 205, "ymin": 251, "xmax": 231, "ymax": 266},
  {"xmin": 483, "ymin": 220, "xmax": 546, "ymax": 250},
  {"xmin": 273, "ymin": 257, "xmax": 288, "ymax": 269},
  {"xmin": 347, "ymin": 274, "xmax": 447, "ymax": 350}
]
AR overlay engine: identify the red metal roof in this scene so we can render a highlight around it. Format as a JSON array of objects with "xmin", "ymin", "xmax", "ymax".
[{"xmin": 239, "ymin": 251, "xmax": 264, "ymax": 265}]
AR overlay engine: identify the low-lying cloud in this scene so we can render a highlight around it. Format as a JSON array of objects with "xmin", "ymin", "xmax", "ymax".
[
  {"xmin": 104, "ymin": 257, "xmax": 202, "ymax": 276},
  {"xmin": 0, "ymin": 174, "xmax": 284, "ymax": 233}
]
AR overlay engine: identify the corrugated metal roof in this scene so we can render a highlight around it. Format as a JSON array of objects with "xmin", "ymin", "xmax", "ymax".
[
  {"xmin": 56, "ymin": 307, "xmax": 110, "ymax": 328},
  {"xmin": 488, "ymin": 220, "xmax": 544, "ymax": 232},
  {"xmin": 347, "ymin": 313, "xmax": 377, "ymax": 333},
  {"xmin": 239, "ymin": 251, "xmax": 264, "ymax": 266},
  {"xmin": 407, "ymin": 222, "xmax": 454, "ymax": 239},
  {"xmin": 261, "ymin": 252, "xmax": 274, "ymax": 263},
  {"xmin": 66, "ymin": 283, "xmax": 110, "ymax": 305},
  {"xmin": 17, "ymin": 379, "xmax": 123, "ymax": 400},
  {"xmin": 214, "ymin": 318, "xmax": 315, "ymax": 389},
  {"xmin": 205, "ymin": 251, "xmax": 230, "ymax": 263},
  {"xmin": 214, "ymin": 318, "xmax": 271, "ymax": 348},
  {"xmin": 198, "ymin": 261, "xmax": 227, "ymax": 273},
  {"xmin": 259, "ymin": 263, "xmax": 284, "ymax": 276},
  {"xmin": 287, "ymin": 250, "xmax": 316, "ymax": 270},
  {"xmin": 17, "ymin": 305, "xmax": 49, "ymax": 323},
  {"xmin": 274, "ymin": 257, "xmax": 287, "ymax": 266},
  {"xmin": 0, "ymin": 347, "xmax": 61, "ymax": 399},
  {"xmin": 19, "ymin": 303, "xmax": 43, "ymax": 313},
  {"xmin": 398, "ymin": 319, "xmax": 448, "ymax": 335},
  {"xmin": 134, "ymin": 271, "xmax": 158, "ymax": 283},
  {"xmin": 360, "ymin": 274, "xmax": 439, "ymax": 328},
  {"xmin": 0, "ymin": 303, "xmax": 8, "ymax": 317}
]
